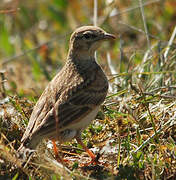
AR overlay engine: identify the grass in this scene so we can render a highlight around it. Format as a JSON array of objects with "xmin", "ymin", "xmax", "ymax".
[
  {"xmin": 0, "ymin": 45, "xmax": 175, "ymax": 179},
  {"xmin": 0, "ymin": 0, "xmax": 176, "ymax": 179}
]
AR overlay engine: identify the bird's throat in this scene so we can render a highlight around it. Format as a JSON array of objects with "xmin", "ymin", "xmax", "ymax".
[{"xmin": 68, "ymin": 48, "xmax": 95, "ymax": 63}]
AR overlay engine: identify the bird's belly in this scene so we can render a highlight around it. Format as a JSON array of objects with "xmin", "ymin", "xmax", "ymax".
[{"xmin": 68, "ymin": 106, "xmax": 100, "ymax": 131}]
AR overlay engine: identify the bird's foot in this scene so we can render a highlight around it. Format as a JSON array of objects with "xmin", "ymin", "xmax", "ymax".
[
  {"xmin": 80, "ymin": 152, "xmax": 109, "ymax": 168},
  {"xmin": 52, "ymin": 140, "xmax": 71, "ymax": 165},
  {"xmin": 79, "ymin": 152, "xmax": 103, "ymax": 167}
]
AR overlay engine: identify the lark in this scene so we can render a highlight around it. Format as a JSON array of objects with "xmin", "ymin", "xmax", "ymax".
[{"xmin": 18, "ymin": 26, "xmax": 115, "ymax": 163}]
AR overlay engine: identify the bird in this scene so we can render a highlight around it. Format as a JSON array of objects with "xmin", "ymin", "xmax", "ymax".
[{"xmin": 18, "ymin": 26, "xmax": 116, "ymax": 164}]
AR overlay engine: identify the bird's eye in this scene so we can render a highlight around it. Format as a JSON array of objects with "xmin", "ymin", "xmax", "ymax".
[
  {"xmin": 83, "ymin": 33, "xmax": 97, "ymax": 40},
  {"xmin": 84, "ymin": 34, "xmax": 91, "ymax": 39}
]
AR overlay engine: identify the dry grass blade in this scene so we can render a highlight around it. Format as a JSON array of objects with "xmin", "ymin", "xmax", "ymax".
[
  {"xmin": 138, "ymin": 0, "xmax": 151, "ymax": 51},
  {"xmin": 164, "ymin": 25, "xmax": 176, "ymax": 62},
  {"xmin": 0, "ymin": 0, "xmax": 175, "ymax": 179}
]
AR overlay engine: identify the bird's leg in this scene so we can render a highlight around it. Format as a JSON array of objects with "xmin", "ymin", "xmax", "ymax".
[
  {"xmin": 52, "ymin": 140, "xmax": 70, "ymax": 164},
  {"xmin": 52, "ymin": 140, "xmax": 62, "ymax": 162},
  {"xmin": 76, "ymin": 136, "xmax": 100, "ymax": 166}
]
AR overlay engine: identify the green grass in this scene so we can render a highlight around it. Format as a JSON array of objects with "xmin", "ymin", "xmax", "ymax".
[{"xmin": 0, "ymin": 0, "xmax": 176, "ymax": 179}]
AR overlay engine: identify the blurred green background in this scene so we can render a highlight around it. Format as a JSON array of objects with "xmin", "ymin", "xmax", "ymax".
[
  {"xmin": 0, "ymin": 1, "xmax": 176, "ymax": 179},
  {"xmin": 0, "ymin": 0, "xmax": 175, "ymax": 99}
]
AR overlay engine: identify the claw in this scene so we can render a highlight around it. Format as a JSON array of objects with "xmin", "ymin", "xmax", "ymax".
[{"xmin": 76, "ymin": 136, "xmax": 102, "ymax": 166}]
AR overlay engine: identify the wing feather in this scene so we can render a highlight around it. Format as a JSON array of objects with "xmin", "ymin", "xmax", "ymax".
[{"xmin": 21, "ymin": 60, "xmax": 108, "ymax": 144}]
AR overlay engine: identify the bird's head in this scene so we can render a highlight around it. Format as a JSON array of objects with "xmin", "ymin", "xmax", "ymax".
[{"xmin": 68, "ymin": 26, "xmax": 116, "ymax": 59}]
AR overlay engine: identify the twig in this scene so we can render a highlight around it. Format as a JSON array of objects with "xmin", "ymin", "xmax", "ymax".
[
  {"xmin": 143, "ymin": 92, "xmax": 176, "ymax": 99},
  {"xmin": 138, "ymin": 84, "xmax": 158, "ymax": 139},
  {"xmin": 138, "ymin": 0, "xmax": 151, "ymax": 51},
  {"xmin": 1, "ymin": 33, "xmax": 69, "ymax": 66},
  {"xmin": 93, "ymin": 0, "xmax": 98, "ymax": 59},
  {"xmin": 107, "ymin": 52, "xmax": 118, "ymax": 93},
  {"xmin": 0, "ymin": 70, "xmax": 6, "ymax": 97},
  {"xmin": 149, "ymin": 86, "xmax": 176, "ymax": 93},
  {"xmin": 0, "ymin": 134, "xmax": 31, "ymax": 178},
  {"xmin": 164, "ymin": 25, "xmax": 176, "ymax": 62},
  {"xmin": 130, "ymin": 116, "xmax": 175, "ymax": 158},
  {"xmin": 124, "ymin": 104, "xmax": 151, "ymax": 138},
  {"xmin": 109, "ymin": 0, "xmax": 160, "ymax": 17},
  {"xmin": 93, "ymin": 0, "xmax": 97, "ymax": 26},
  {"xmin": 119, "ymin": 35, "xmax": 123, "ymax": 73},
  {"xmin": 0, "ymin": 8, "xmax": 19, "ymax": 14},
  {"xmin": 117, "ymin": 21, "xmax": 176, "ymax": 47}
]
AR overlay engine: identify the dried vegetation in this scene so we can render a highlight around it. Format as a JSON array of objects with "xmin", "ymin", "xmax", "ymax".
[{"xmin": 0, "ymin": 0, "xmax": 176, "ymax": 179}]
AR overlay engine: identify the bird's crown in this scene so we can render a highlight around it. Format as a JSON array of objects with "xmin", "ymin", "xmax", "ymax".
[{"xmin": 70, "ymin": 26, "xmax": 115, "ymax": 43}]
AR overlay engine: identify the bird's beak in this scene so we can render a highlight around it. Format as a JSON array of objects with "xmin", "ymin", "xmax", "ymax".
[{"xmin": 103, "ymin": 33, "xmax": 116, "ymax": 40}]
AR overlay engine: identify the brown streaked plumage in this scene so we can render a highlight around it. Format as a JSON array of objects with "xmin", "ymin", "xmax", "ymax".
[{"xmin": 18, "ymin": 26, "xmax": 115, "ymax": 162}]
